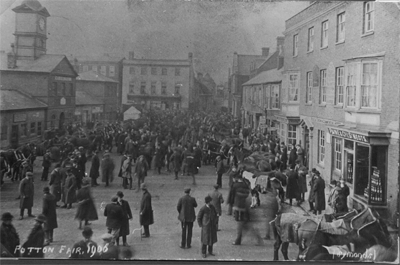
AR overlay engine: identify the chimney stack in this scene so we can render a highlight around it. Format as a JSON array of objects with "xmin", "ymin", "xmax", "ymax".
[
  {"xmin": 129, "ymin": 51, "xmax": 134, "ymax": 60},
  {"xmin": 7, "ymin": 43, "xmax": 16, "ymax": 69},
  {"xmin": 262, "ymin": 47, "xmax": 270, "ymax": 57}
]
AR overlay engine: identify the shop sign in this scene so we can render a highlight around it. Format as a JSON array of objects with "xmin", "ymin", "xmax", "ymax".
[
  {"xmin": 55, "ymin": 76, "xmax": 72, "ymax": 81},
  {"xmin": 13, "ymin": 113, "xmax": 27, "ymax": 122},
  {"xmin": 311, "ymin": 117, "xmax": 344, "ymax": 126},
  {"xmin": 328, "ymin": 127, "xmax": 368, "ymax": 143}
]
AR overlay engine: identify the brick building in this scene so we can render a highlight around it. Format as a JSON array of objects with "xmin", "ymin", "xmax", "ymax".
[
  {"xmin": 283, "ymin": 1, "xmax": 400, "ymax": 221},
  {"xmin": 122, "ymin": 52, "xmax": 195, "ymax": 110}
]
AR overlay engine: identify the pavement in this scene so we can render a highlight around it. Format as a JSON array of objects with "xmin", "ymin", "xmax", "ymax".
[{"xmin": 0, "ymin": 151, "xmax": 309, "ymax": 261}]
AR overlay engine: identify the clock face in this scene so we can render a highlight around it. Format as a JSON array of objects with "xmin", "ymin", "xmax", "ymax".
[{"xmin": 39, "ymin": 17, "xmax": 45, "ymax": 31}]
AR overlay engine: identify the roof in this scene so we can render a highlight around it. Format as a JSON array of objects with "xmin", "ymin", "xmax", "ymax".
[
  {"xmin": 77, "ymin": 71, "xmax": 118, "ymax": 83},
  {"xmin": 75, "ymin": 91, "xmax": 103, "ymax": 105},
  {"xmin": 0, "ymin": 89, "xmax": 47, "ymax": 111},
  {"xmin": 12, "ymin": 0, "xmax": 50, "ymax": 16},
  {"xmin": 242, "ymin": 69, "xmax": 282, "ymax": 86},
  {"xmin": 123, "ymin": 58, "xmax": 190, "ymax": 67},
  {"xmin": 237, "ymin": 54, "xmax": 267, "ymax": 75},
  {"xmin": 75, "ymin": 55, "xmax": 124, "ymax": 63}
]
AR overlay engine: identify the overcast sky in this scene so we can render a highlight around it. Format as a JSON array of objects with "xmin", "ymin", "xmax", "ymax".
[{"xmin": 0, "ymin": 0, "xmax": 309, "ymax": 84}]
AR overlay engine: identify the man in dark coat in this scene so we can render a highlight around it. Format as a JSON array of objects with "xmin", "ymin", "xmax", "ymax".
[
  {"xmin": 170, "ymin": 149, "xmax": 182, "ymax": 180},
  {"xmin": 134, "ymin": 155, "xmax": 148, "ymax": 191},
  {"xmin": 89, "ymin": 150, "xmax": 100, "ymax": 187},
  {"xmin": 288, "ymin": 144, "xmax": 297, "ymax": 169},
  {"xmin": 75, "ymin": 179, "xmax": 98, "ymax": 229},
  {"xmin": 104, "ymin": 196, "xmax": 124, "ymax": 244},
  {"xmin": 140, "ymin": 183, "xmax": 153, "ymax": 238},
  {"xmin": 280, "ymin": 142, "xmax": 288, "ymax": 170},
  {"xmin": 62, "ymin": 169, "xmax": 77, "ymax": 209},
  {"xmin": 177, "ymin": 187, "xmax": 197, "ymax": 248},
  {"xmin": 193, "ymin": 144, "xmax": 202, "ymax": 174},
  {"xmin": 117, "ymin": 191, "xmax": 132, "ymax": 246},
  {"xmin": 42, "ymin": 187, "xmax": 57, "ymax": 245},
  {"xmin": 41, "ymin": 150, "xmax": 52, "ymax": 181},
  {"xmin": 1, "ymin": 212, "xmax": 20, "ymax": 257},
  {"xmin": 197, "ymin": 196, "xmax": 218, "ymax": 258},
  {"xmin": 101, "ymin": 152, "xmax": 115, "ymax": 187},
  {"xmin": 71, "ymin": 160, "xmax": 83, "ymax": 190},
  {"xmin": 286, "ymin": 164, "xmax": 301, "ymax": 206},
  {"xmin": 312, "ymin": 171, "xmax": 326, "ymax": 215},
  {"xmin": 49, "ymin": 164, "xmax": 63, "ymax": 205},
  {"xmin": 22, "ymin": 214, "xmax": 46, "ymax": 258},
  {"xmin": 308, "ymin": 168, "xmax": 317, "ymax": 212},
  {"xmin": 19, "ymin": 171, "xmax": 35, "ymax": 220},
  {"xmin": 208, "ymin": 184, "xmax": 224, "ymax": 231},
  {"xmin": 77, "ymin": 147, "xmax": 87, "ymax": 176},
  {"xmin": 70, "ymin": 226, "xmax": 100, "ymax": 259},
  {"xmin": 215, "ymin": 156, "xmax": 225, "ymax": 188}
]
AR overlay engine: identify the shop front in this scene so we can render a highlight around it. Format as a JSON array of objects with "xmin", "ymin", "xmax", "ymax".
[{"xmin": 327, "ymin": 127, "xmax": 391, "ymax": 207}]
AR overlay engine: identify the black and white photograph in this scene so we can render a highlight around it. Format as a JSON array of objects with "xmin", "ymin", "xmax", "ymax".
[{"xmin": 0, "ymin": 0, "xmax": 399, "ymax": 262}]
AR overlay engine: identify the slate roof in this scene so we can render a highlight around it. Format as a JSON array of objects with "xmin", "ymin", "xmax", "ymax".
[
  {"xmin": 0, "ymin": 90, "xmax": 47, "ymax": 111},
  {"xmin": 237, "ymin": 54, "xmax": 267, "ymax": 75},
  {"xmin": 76, "ymin": 71, "xmax": 118, "ymax": 83},
  {"xmin": 75, "ymin": 91, "xmax": 103, "ymax": 105},
  {"xmin": 1, "ymin": 54, "xmax": 73, "ymax": 74},
  {"xmin": 242, "ymin": 69, "xmax": 282, "ymax": 86}
]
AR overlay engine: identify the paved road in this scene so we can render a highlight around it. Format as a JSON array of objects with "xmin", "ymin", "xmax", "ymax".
[{"xmin": 1, "ymin": 152, "xmax": 307, "ymax": 260}]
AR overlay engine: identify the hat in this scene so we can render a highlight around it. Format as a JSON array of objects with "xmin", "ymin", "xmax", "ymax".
[
  {"xmin": 140, "ymin": 183, "xmax": 147, "ymax": 190},
  {"xmin": 82, "ymin": 226, "xmax": 93, "ymax": 238},
  {"xmin": 1, "ymin": 212, "xmax": 14, "ymax": 221},
  {"xmin": 213, "ymin": 184, "xmax": 220, "ymax": 189},
  {"xmin": 111, "ymin": 196, "xmax": 119, "ymax": 202},
  {"xmin": 315, "ymin": 171, "xmax": 321, "ymax": 176},
  {"xmin": 35, "ymin": 214, "xmax": 47, "ymax": 223},
  {"xmin": 311, "ymin": 168, "xmax": 317, "ymax": 173},
  {"xmin": 184, "ymin": 187, "xmax": 191, "ymax": 193},
  {"xmin": 205, "ymin": 195, "xmax": 212, "ymax": 204},
  {"xmin": 26, "ymin": 172, "xmax": 33, "ymax": 177},
  {"xmin": 117, "ymin": 191, "xmax": 124, "ymax": 198},
  {"xmin": 43, "ymin": 187, "xmax": 50, "ymax": 193},
  {"xmin": 101, "ymin": 233, "xmax": 113, "ymax": 241}
]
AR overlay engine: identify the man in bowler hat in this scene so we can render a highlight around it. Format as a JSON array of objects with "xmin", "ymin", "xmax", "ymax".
[{"xmin": 177, "ymin": 187, "xmax": 197, "ymax": 248}]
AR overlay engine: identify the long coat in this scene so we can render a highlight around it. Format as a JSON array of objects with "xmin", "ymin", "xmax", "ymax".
[
  {"xmin": 101, "ymin": 157, "xmax": 115, "ymax": 183},
  {"xmin": 134, "ymin": 158, "xmax": 148, "ymax": 182},
  {"xmin": 264, "ymin": 190, "xmax": 279, "ymax": 237},
  {"xmin": 288, "ymin": 147, "xmax": 297, "ymax": 167},
  {"xmin": 297, "ymin": 172, "xmax": 308, "ymax": 193},
  {"xmin": 19, "ymin": 177, "xmax": 34, "ymax": 209},
  {"xmin": 104, "ymin": 203, "xmax": 123, "ymax": 229},
  {"xmin": 197, "ymin": 205, "xmax": 218, "ymax": 246},
  {"xmin": 22, "ymin": 224, "xmax": 45, "ymax": 258},
  {"xmin": 1, "ymin": 223, "xmax": 20, "ymax": 257},
  {"xmin": 177, "ymin": 194, "xmax": 197, "ymax": 223},
  {"xmin": 89, "ymin": 154, "xmax": 100, "ymax": 180},
  {"xmin": 169, "ymin": 151, "xmax": 182, "ymax": 172},
  {"xmin": 208, "ymin": 190, "xmax": 224, "ymax": 215},
  {"xmin": 308, "ymin": 175, "xmax": 316, "ymax": 202},
  {"xmin": 140, "ymin": 190, "xmax": 153, "ymax": 226},
  {"xmin": 285, "ymin": 170, "xmax": 300, "ymax": 200},
  {"xmin": 119, "ymin": 199, "xmax": 133, "ymax": 236},
  {"xmin": 75, "ymin": 186, "xmax": 98, "ymax": 221},
  {"xmin": 63, "ymin": 174, "xmax": 77, "ymax": 204},
  {"xmin": 313, "ymin": 177, "xmax": 326, "ymax": 211},
  {"xmin": 49, "ymin": 168, "xmax": 63, "ymax": 202},
  {"xmin": 42, "ymin": 193, "xmax": 58, "ymax": 230}
]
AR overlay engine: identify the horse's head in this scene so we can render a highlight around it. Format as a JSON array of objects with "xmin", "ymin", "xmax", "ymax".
[{"xmin": 357, "ymin": 218, "xmax": 392, "ymax": 248}]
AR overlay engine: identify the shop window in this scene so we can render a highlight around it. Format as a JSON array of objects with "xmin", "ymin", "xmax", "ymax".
[
  {"xmin": 363, "ymin": 2, "xmax": 374, "ymax": 34},
  {"xmin": 293, "ymin": 34, "xmax": 298, "ymax": 57},
  {"xmin": 335, "ymin": 67, "xmax": 344, "ymax": 104},
  {"xmin": 288, "ymin": 125, "xmax": 296, "ymax": 147},
  {"xmin": 333, "ymin": 137, "xmax": 342, "ymax": 171},
  {"xmin": 336, "ymin": 12, "xmax": 345, "ymax": 43},
  {"xmin": 320, "ymin": 69, "xmax": 327, "ymax": 103},
  {"xmin": 1, "ymin": 125, "xmax": 8, "ymax": 140},
  {"xmin": 162, "ymin": 67, "xmax": 167, "ymax": 75},
  {"xmin": 21, "ymin": 123, "xmax": 27, "ymax": 137},
  {"xmin": 30, "ymin": 122, "xmax": 36, "ymax": 135},
  {"xmin": 321, "ymin": 20, "xmax": 328, "ymax": 48},
  {"xmin": 306, "ymin": 72, "xmax": 312, "ymax": 103},
  {"xmin": 307, "ymin": 27, "xmax": 314, "ymax": 52},
  {"xmin": 318, "ymin": 130, "xmax": 325, "ymax": 164},
  {"xmin": 288, "ymin": 73, "xmax": 299, "ymax": 102},
  {"xmin": 161, "ymin": 82, "xmax": 167, "ymax": 95},
  {"xmin": 37, "ymin": 122, "xmax": 42, "ymax": 135},
  {"xmin": 151, "ymin": 82, "xmax": 156, "ymax": 94}
]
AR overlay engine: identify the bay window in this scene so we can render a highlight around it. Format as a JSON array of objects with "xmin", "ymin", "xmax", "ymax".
[{"xmin": 361, "ymin": 62, "xmax": 378, "ymax": 108}]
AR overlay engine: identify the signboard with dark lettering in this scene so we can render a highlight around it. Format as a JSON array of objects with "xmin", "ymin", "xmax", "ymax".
[
  {"xmin": 328, "ymin": 127, "xmax": 368, "ymax": 143},
  {"xmin": 13, "ymin": 113, "xmax": 27, "ymax": 122}
]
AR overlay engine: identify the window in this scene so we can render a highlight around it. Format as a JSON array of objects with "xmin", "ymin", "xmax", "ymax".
[
  {"xmin": 334, "ymin": 137, "xmax": 343, "ymax": 171},
  {"xmin": 88, "ymin": 65, "xmax": 93, "ymax": 71},
  {"xmin": 174, "ymin": 83, "xmax": 181, "ymax": 95},
  {"xmin": 69, "ymin": 83, "xmax": 74, "ymax": 96},
  {"xmin": 306, "ymin": 72, "xmax": 313, "ymax": 103},
  {"xmin": 140, "ymin": 81, "xmax": 146, "ymax": 94},
  {"xmin": 109, "ymin": 66, "xmax": 115, "ymax": 77},
  {"xmin": 61, "ymin": 83, "xmax": 66, "ymax": 96},
  {"xmin": 129, "ymin": 82, "xmax": 135, "ymax": 94},
  {"xmin": 307, "ymin": 27, "xmax": 314, "ymax": 52},
  {"xmin": 280, "ymin": 123, "xmax": 286, "ymax": 139},
  {"xmin": 321, "ymin": 20, "xmax": 329, "ymax": 48},
  {"xmin": 263, "ymin": 85, "xmax": 270, "ymax": 109},
  {"xmin": 162, "ymin": 67, "xmax": 167, "ymax": 75},
  {"xmin": 129, "ymin": 67, "xmax": 135, "ymax": 75},
  {"xmin": 37, "ymin": 122, "xmax": 42, "ymax": 135},
  {"xmin": 30, "ymin": 122, "xmax": 36, "ymax": 135},
  {"xmin": 1, "ymin": 125, "xmax": 8, "ymax": 140},
  {"xmin": 288, "ymin": 73, "xmax": 299, "ymax": 102},
  {"xmin": 161, "ymin": 82, "xmax": 167, "ymax": 95},
  {"xmin": 175, "ymin": 68, "xmax": 180, "ymax": 76},
  {"xmin": 318, "ymin": 130, "xmax": 325, "ymax": 164},
  {"xmin": 151, "ymin": 82, "xmax": 156, "ymax": 94},
  {"xmin": 320, "ymin": 69, "xmax": 327, "ymax": 104},
  {"xmin": 100, "ymin": 65, "xmax": 106, "ymax": 76},
  {"xmin": 363, "ymin": 2, "xmax": 374, "ymax": 34},
  {"xmin": 151, "ymin": 67, "xmax": 157, "ymax": 75},
  {"xmin": 92, "ymin": 65, "xmax": 98, "ymax": 73},
  {"xmin": 271, "ymin": 84, "xmax": 280, "ymax": 109},
  {"xmin": 361, "ymin": 62, "xmax": 378, "ymax": 108},
  {"xmin": 52, "ymin": 82, "xmax": 57, "ymax": 96},
  {"xmin": 345, "ymin": 63, "xmax": 357, "ymax": 107},
  {"xmin": 293, "ymin": 34, "xmax": 298, "ymax": 56},
  {"xmin": 141, "ymin": 67, "xmax": 147, "ymax": 75},
  {"xmin": 82, "ymin": 65, "xmax": 88, "ymax": 72},
  {"xmin": 335, "ymin": 67, "xmax": 344, "ymax": 104},
  {"xmin": 337, "ymin": 12, "xmax": 345, "ymax": 43},
  {"xmin": 288, "ymin": 125, "xmax": 297, "ymax": 146},
  {"xmin": 21, "ymin": 123, "xmax": 27, "ymax": 137}
]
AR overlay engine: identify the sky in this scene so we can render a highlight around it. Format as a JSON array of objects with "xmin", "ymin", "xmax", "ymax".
[{"xmin": 0, "ymin": 0, "xmax": 310, "ymax": 84}]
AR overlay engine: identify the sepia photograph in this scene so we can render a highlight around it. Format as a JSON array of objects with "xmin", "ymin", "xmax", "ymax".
[{"xmin": 0, "ymin": 0, "xmax": 399, "ymax": 262}]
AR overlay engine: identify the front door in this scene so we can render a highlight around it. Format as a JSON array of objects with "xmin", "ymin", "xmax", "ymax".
[{"xmin": 10, "ymin": 125, "xmax": 19, "ymax": 148}]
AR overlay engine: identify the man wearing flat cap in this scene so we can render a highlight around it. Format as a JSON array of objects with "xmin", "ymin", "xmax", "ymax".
[
  {"xmin": 1, "ymin": 212, "xmax": 20, "ymax": 257},
  {"xmin": 19, "ymin": 171, "xmax": 35, "ymax": 220},
  {"xmin": 140, "ymin": 183, "xmax": 153, "ymax": 238},
  {"xmin": 104, "ymin": 196, "xmax": 124, "ymax": 244},
  {"xmin": 197, "ymin": 196, "xmax": 218, "ymax": 258},
  {"xmin": 42, "ymin": 187, "xmax": 57, "ymax": 245},
  {"xmin": 177, "ymin": 187, "xmax": 197, "ymax": 248},
  {"xmin": 22, "ymin": 214, "xmax": 46, "ymax": 258}
]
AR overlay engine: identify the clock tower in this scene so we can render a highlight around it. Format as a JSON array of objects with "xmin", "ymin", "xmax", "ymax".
[{"xmin": 12, "ymin": 0, "xmax": 50, "ymax": 61}]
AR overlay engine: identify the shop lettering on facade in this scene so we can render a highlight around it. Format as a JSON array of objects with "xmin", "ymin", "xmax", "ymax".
[{"xmin": 328, "ymin": 128, "xmax": 368, "ymax": 143}]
